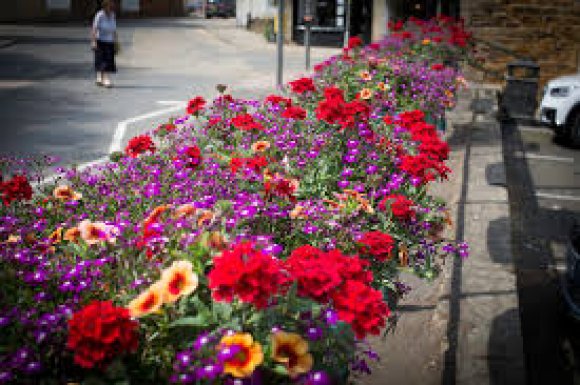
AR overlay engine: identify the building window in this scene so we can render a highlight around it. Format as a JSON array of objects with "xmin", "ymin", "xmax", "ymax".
[{"xmin": 296, "ymin": 0, "xmax": 344, "ymax": 30}]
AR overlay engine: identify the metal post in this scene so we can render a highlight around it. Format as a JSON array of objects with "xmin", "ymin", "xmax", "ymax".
[
  {"xmin": 304, "ymin": 16, "xmax": 312, "ymax": 70},
  {"xmin": 343, "ymin": 0, "xmax": 350, "ymax": 48},
  {"xmin": 276, "ymin": 0, "xmax": 284, "ymax": 87}
]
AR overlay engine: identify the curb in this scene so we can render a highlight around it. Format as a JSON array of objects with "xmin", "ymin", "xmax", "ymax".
[{"xmin": 0, "ymin": 39, "xmax": 16, "ymax": 49}]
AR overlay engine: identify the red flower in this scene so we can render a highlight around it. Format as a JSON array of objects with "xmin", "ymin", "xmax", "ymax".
[
  {"xmin": 208, "ymin": 116, "xmax": 222, "ymax": 127},
  {"xmin": 208, "ymin": 242, "xmax": 290, "ymax": 309},
  {"xmin": 0, "ymin": 175, "xmax": 32, "ymax": 206},
  {"xmin": 388, "ymin": 20, "xmax": 404, "ymax": 32},
  {"xmin": 229, "ymin": 157, "xmax": 244, "ymax": 174},
  {"xmin": 399, "ymin": 153, "xmax": 449, "ymax": 183},
  {"xmin": 289, "ymin": 77, "xmax": 316, "ymax": 94},
  {"xmin": 66, "ymin": 301, "xmax": 139, "ymax": 369},
  {"xmin": 125, "ymin": 135, "xmax": 156, "ymax": 158},
  {"xmin": 231, "ymin": 114, "xmax": 264, "ymax": 131},
  {"xmin": 417, "ymin": 135, "xmax": 450, "ymax": 162},
  {"xmin": 187, "ymin": 96, "xmax": 206, "ymax": 115},
  {"xmin": 431, "ymin": 63, "xmax": 445, "ymax": 71},
  {"xmin": 245, "ymin": 155, "xmax": 268, "ymax": 173},
  {"xmin": 347, "ymin": 36, "xmax": 362, "ymax": 50},
  {"xmin": 313, "ymin": 62, "xmax": 328, "ymax": 72},
  {"xmin": 281, "ymin": 105, "xmax": 307, "ymax": 120},
  {"xmin": 286, "ymin": 246, "xmax": 372, "ymax": 303},
  {"xmin": 154, "ymin": 123, "xmax": 177, "ymax": 135},
  {"xmin": 331, "ymin": 280, "xmax": 390, "ymax": 339},
  {"xmin": 379, "ymin": 194, "xmax": 415, "ymax": 221},
  {"xmin": 182, "ymin": 145, "xmax": 203, "ymax": 169},
  {"xmin": 286, "ymin": 246, "xmax": 341, "ymax": 303},
  {"xmin": 358, "ymin": 231, "xmax": 395, "ymax": 261},
  {"xmin": 265, "ymin": 94, "xmax": 292, "ymax": 107},
  {"xmin": 315, "ymin": 87, "xmax": 369, "ymax": 129}
]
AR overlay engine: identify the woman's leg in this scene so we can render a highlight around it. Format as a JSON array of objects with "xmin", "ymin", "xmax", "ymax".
[
  {"xmin": 102, "ymin": 71, "xmax": 112, "ymax": 88},
  {"xmin": 96, "ymin": 71, "xmax": 103, "ymax": 85}
]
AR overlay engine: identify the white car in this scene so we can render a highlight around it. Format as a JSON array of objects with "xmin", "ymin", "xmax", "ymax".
[{"xmin": 539, "ymin": 73, "xmax": 580, "ymax": 145}]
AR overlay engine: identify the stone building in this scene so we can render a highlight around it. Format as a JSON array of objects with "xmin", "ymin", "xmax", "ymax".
[{"xmin": 460, "ymin": 0, "xmax": 580, "ymax": 87}]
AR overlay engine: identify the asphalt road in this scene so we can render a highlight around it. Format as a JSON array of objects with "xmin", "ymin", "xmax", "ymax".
[
  {"xmin": 502, "ymin": 120, "xmax": 580, "ymax": 384},
  {"xmin": 0, "ymin": 18, "xmax": 337, "ymax": 169}
]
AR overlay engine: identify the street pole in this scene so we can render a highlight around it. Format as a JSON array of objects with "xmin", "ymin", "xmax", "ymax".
[
  {"xmin": 276, "ymin": 0, "xmax": 284, "ymax": 87},
  {"xmin": 304, "ymin": 15, "xmax": 312, "ymax": 70},
  {"xmin": 343, "ymin": 0, "xmax": 350, "ymax": 48}
]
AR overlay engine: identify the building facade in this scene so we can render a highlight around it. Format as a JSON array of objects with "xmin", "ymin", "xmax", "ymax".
[
  {"xmin": 0, "ymin": 0, "xmax": 185, "ymax": 22},
  {"xmin": 460, "ymin": 0, "xmax": 580, "ymax": 87}
]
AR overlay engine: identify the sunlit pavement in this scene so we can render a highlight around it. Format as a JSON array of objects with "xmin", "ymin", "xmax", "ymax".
[{"xmin": 0, "ymin": 18, "xmax": 338, "ymax": 169}]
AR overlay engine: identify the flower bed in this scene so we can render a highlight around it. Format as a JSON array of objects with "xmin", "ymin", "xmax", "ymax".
[{"xmin": 0, "ymin": 17, "xmax": 470, "ymax": 385}]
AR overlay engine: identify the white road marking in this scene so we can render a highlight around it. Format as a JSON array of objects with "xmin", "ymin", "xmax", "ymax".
[
  {"xmin": 157, "ymin": 100, "xmax": 187, "ymax": 106},
  {"xmin": 109, "ymin": 102, "xmax": 186, "ymax": 153},
  {"xmin": 37, "ymin": 101, "xmax": 187, "ymax": 187},
  {"xmin": 518, "ymin": 152, "xmax": 575, "ymax": 163},
  {"xmin": 536, "ymin": 192, "xmax": 580, "ymax": 201}
]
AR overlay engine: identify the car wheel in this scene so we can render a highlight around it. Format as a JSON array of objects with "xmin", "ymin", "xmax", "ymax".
[
  {"xmin": 554, "ymin": 124, "xmax": 570, "ymax": 144},
  {"xmin": 569, "ymin": 111, "xmax": 580, "ymax": 147}
]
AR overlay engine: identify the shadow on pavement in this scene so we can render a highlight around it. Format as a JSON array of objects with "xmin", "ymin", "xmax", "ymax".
[{"xmin": 501, "ymin": 118, "xmax": 575, "ymax": 385}]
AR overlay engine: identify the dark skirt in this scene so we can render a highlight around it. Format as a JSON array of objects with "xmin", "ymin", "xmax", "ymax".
[{"xmin": 94, "ymin": 40, "xmax": 116, "ymax": 73}]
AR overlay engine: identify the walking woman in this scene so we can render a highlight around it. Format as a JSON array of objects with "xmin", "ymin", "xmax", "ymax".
[{"xmin": 91, "ymin": 0, "xmax": 117, "ymax": 88}]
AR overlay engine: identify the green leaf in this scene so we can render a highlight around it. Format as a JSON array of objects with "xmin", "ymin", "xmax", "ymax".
[
  {"xmin": 169, "ymin": 315, "xmax": 208, "ymax": 328},
  {"xmin": 272, "ymin": 364, "xmax": 289, "ymax": 376}
]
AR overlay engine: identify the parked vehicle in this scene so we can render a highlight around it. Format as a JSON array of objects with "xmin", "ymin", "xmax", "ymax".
[
  {"xmin": 539, "ymin": 73, "xmax": 580, "ymax": 145},
  {"xmin": 206, "ymin": 0, "xmax": 235, "ymax": 18}
]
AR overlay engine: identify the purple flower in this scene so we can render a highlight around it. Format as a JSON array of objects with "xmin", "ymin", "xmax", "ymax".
[
  {"xmin": 323, "ymin": 309, "xmax": 338, "ymax": 325},
  {"xmin": 196, "ymin": 362, "xmax": 223, "ymax": 379},
  {"xmin": 306, "ymin": 326, "xmax": 323, "ymax": 341},
  {"xmin": 303, "ymin": 224, "xmax": 319, "ymax": 234},
  {"xmin": 366, "ymin": 164, "xmax": 378, "ymax": 174}
]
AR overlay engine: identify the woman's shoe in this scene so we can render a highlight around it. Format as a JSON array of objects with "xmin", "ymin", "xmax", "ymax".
[{"xmin": 102, "ymin": 79, "xmax": 113, "ymax": 88}]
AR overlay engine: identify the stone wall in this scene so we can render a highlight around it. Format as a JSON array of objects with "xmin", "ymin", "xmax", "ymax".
[{"xmin": 461, "ymin": 0, "xmax": 580, "ymax": 87}]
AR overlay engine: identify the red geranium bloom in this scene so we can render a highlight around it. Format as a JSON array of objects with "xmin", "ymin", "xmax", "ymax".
[
  {"xmin": 186, "ymin": 96, "xmax": 206, "ymax": 115},
  {"xmin": 281, "ymin": 105, "xmax": 307, "ymax": 120},
  {"xmin": 286, "ymin": 245, "xmax": 342, "ymax": 303},
  {"xmin": 331, "ymin": 280, "xmax": 390, "ymax": 339},
  {"xmin": 358, "ymin": 231, "xmax": 395, "ymax": 261},
  {"xmin": 208, "ymin": 242, "xmax": 290, "ymax": 309},
  {"xmin": 182, "ymin": 145, "xmax": 203, "ymax": 169},
  {"xmin": 289, "ymin": 77, "xmax": 316, "ymax": 94},
  {"xmin": 379, "ymin": 194, "xmax": 415, "ymax": 221},
  {"xmin": 286, "ymin": 246, "xmax": 372, "ymax": 303},
  {"xmin": 67, "ymin": 301, "xmax": 139, "ymax": 369},
  {"xmin": 154, "ymin": 123, "xmax": 177, "ymax": 135},
  {"xmin": 265, "ymin": 94, "xmax": 292, "ymax": 107},
  {"xmin": 231, "ymin": 113, "xmax": 264, "ymax": 131},
  {"xmin": 0, "ymin": 174, "xmax": 32, "ymax": 206},
  {"xmin": 245, "ymin": 155, "xmax": 268, "ymax": 173},
  {"xmin": 399, "ymin": 153, "xmax": 450, "ymax": 183},
  {"xmin": 431, "ymin": 63, "xmax": 445, "ymax": 71},
  {"xmin": 229, "ymin": 157, "xmax": 244, "ymax": 174},
  {"xmin": 347, "ymin": 36, "xmax": 363, "ymax": 50},
  {"xmin": 208, "ymin": 116, "xmax": 222, "ymax": 127},
  {"xmin": 125, "ymin": 134, "xmax": 156, "ymax": 158},
  {"xmin": 417, "ymin": 135, "xmax": 450, "ymax": 162},
  {"xmin": 388, "ymin": 19, "xmax": 404, "ymax": 32}
]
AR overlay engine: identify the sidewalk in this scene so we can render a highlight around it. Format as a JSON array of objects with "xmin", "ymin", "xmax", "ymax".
[{"xmin": 362, "ymin": 85, "xmax": 526, "ymax": 385}]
